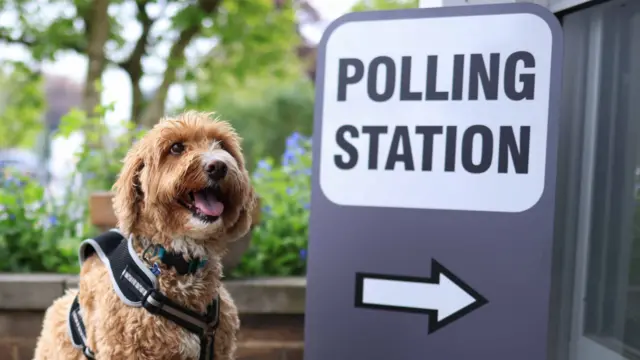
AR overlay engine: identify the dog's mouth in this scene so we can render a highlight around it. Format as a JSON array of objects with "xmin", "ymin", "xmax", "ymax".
[{"xmin": 179, "ymin": 186, "xmax": 225, "ymax": 223}]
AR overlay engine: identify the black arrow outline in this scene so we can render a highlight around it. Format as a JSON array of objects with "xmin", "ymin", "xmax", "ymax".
[{"xmin": 354, "ymin": 259, "xmax": 489, "ymax": 334}]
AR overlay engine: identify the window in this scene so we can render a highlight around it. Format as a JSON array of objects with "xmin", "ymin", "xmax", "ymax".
[{"xmin": 558, "ymin": 0, "xmax": 640, "ymax": 359}]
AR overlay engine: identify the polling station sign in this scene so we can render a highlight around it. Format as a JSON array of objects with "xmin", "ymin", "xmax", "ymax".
[{"xmin": 305, "ymin": 3, "xmax": 563, "ymax": 360}]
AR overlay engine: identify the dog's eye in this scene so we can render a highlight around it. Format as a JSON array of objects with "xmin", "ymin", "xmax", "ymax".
[
  {"xmin": 218, "ymin": 142, "xmax": 226, "ymax": 151},
  {"xmin": 170, "ymin": 142, "xmax": 185, "ymax": 155}
]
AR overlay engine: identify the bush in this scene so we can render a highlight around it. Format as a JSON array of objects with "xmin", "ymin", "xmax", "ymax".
[
  {"xmin": 0, "ymin": 171, "xmax": 81, "ymax": 273},
  {"xmin": 204, "ymin": 77, "xmax": 315, "ymax": 171},
  {"xmin": 0, "ymin": 103, "xmax": 144, "ymax": 273},
  {"xmin": 232, "ymin": 132, "xmax": 311, "ymax": 277}
]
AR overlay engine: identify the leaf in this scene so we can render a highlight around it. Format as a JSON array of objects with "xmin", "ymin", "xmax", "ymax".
[{"xmin": 56, "ymin": 108, "xmax": 87, "ymax": 138}]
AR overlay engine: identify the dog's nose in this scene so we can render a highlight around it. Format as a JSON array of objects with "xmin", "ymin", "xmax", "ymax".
[{"xmin": 205, "ymin": 159, "xmax": 227, "ymax": 181}]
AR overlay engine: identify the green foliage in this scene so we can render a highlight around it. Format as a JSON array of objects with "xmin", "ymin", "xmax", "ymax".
[
  {"xmin": 0, "ymin": 0, "xmax": 313, "ymax": 276},
  {"xmin": 1, "ymin": 0, "xmax": 303, "ymax": 126},
  {"xmin": 55, "ymin": 103, "xmax": 146, "ymax": 192},
  {"xmin": 206, "ymin": 77, "xmax": 315, "ymax": 170},
  {"xmin": 0, "ymin": 62, "xmax": 46, "ymax": 149},
  {"xmin": 0, "ymin": 171, "xmax": 81, "ymax": 273},
  {"xmin": 232, "ymin": 132, "xmax": 311, "ymax": 277},
  {"xmin": 351, "ymin": 0, "xmax": 419, "ymax": 11},
  {"xmin": 0, "ymin": 102, "xmax": 145, "ymax": 273},
  {"xmin": 185, "ymin": 0, "xmax": 303, "ymax": 107}
]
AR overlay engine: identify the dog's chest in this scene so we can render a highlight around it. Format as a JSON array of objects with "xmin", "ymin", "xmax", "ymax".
[
  {"xmin": 177, "ymin": 330, "xmax": 202, "ymax": 360},
  {"xmin": 111, "ymin": 307, "xmax": 203, "ymax": 360},
  {"xmin": 95, "ymin": 278, "xmax": 210, "ymax": 359}
]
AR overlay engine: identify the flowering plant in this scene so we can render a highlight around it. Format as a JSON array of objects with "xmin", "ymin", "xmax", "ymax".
[
  {"xmin": 0, "ymin": 103, "xmax": 144, "ymax": 273},
  {"xmin": 0, "ymin": 170, "xmax": 82, "ymax": 272},
  {"xmin": 232, "ymin": 132, "xmax": 312, "ymax": 277}
]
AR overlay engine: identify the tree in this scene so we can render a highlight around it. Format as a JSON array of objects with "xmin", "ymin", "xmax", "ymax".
[
  {"xmin": 0, "ymin": 63, "xmax": 45, "ymax": 149},
  {"xmin": 0, "ymin": 0, "xmax": 302, "ymax": 128}
]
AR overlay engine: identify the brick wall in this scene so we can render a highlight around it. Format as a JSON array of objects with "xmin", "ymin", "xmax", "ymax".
[
  {"xmin": 0, "ymin": 275, "xmax": 306, "ymax": 360},
  {"xmin": 0, "ymin": 311, "xmax": 43, "ymax": 360},
  {"xmin": 237, "ymin": 315, "xmax": 304, "ymax": 360}
]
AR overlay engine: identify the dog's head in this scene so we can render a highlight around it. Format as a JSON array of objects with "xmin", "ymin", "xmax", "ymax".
[{"xmin": 112, "ymin": 111, "xmax": 256, "ymax": 247}]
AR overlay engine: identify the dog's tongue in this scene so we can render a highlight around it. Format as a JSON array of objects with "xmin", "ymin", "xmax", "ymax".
[{"xmin": 193, "ymin": 190, "xmax": 224, "ymax": 217}]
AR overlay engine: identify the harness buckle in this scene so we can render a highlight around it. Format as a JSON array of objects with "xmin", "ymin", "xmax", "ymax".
[
  {"xmin": 205, "ymin": 323, "xmax": 217, "ymax": 337},
  {"xmin": 141, "ymin": 288, "xmax": 163, "ymax": 314}
]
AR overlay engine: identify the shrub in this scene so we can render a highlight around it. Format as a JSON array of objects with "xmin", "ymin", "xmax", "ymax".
[
  {"xmin": 206, "ymin": 77, "xmax": 315, "ymax": 171},
  {"xmin": 0, "ymin": 171, "xmax": 81, "ymax": 273},
  {"xmin": 232, "ymin": 132, "xmax": 311, "ymax": 277},
  {"xmin": 0, "ymin": 103, "xmax": 144, "ymax": 273}
]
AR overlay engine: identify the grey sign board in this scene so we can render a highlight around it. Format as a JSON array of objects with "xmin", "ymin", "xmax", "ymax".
[{"xmin": 305, "ymin": 3, "xmax": 563, "ymax": 360}]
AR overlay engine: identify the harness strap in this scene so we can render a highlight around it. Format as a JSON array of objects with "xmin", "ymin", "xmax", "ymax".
[
  {"xmin": 78, "ymin": 229, "xmax": 158, "ymax": 307},
  {"xmin": 121, "ymin": 267, "xmax": 220, "ymax": 360},
  {"xmin": 68, "ymin": 230, "xmax": 220, "ymax": 360},
  {"xmin": 67, "ymin": 296, "xmax": 95, "ymax": 359},
  {"xmin": 121, "ymin": 266, "xmax": 220, "ymax": 335}
]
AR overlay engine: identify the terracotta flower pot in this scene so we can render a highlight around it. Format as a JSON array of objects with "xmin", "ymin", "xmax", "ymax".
[{"xmin": 88, "ymin": 191, "xmax": 260, "ymax": 272}]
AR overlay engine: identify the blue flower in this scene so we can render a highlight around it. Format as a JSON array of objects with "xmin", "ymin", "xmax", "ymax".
[
  {"xmin": 303, "ymin": 203, "xmax": 310, "ymax": 210},
  {"xmin": 257, "ymin": 160, "xmax": 271, "ymax": 171},
  {"xmin": 4, "ymin": 176, "xmax": 21, "ymax": 188},
  {"xmin": 299, "ymin": 248, "xmax": 307, "ymax": 261},
  {"xmin": 282, "ymin": 150, "xmax": 296, "ymax": 166},
  {"xmin": 262, "ymin": 205, "xmax": 271, "ymax": 214},
  {"xmin": 303, "ymin": 168, "xmax": 312, "ymax": 176},
  {"xmin": 48, "ymin": 215, "xmax": 57, "ymax": 226},
  {"xmin": 286, "ymin": 132, "xmax": 302, "ymax": 150},
  {"xmin": 286, "ymin": 188, "xmax": 294, "ymax": 195},
  {"xmin": 8, "ymin": 214, "xmax": 15, "ymax": 221}
]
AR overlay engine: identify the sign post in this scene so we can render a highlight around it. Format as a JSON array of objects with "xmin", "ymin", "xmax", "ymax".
[{"xmin": 304, "ymin": 3, "xmax": 563, "ymax": 360}]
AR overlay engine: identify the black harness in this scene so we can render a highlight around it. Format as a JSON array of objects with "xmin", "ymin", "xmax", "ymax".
[{"xmin": 67, "ymin": 229, "xmax": 220, "ymax": 360}]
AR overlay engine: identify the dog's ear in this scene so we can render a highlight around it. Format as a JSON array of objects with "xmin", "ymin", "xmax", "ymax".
[
  {"xmin": 112, "ymin": 146, "xmax": 145, "ymax": 236},
  {"xmin": 246, "ymin": 184, "xmax": 260, "ymax": 227},
  {"xmin": 224, "ymin": 175, "xmax": 259, "ymax": 242}
]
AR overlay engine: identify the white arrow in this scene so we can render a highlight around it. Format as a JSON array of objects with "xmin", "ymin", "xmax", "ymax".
[{"xmin": 355, "ymin": 259, "xmax": 488, "ymax": 333}]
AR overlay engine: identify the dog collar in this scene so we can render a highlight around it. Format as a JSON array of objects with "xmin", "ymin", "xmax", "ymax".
[{"xmin": 143, "ymin": 244, "xmax": 208, "ymax": 276}]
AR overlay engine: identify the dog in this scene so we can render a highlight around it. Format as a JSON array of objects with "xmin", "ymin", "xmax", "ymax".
[{"xmin": 33, "ymin": 111, "xmax": 257, "ymax": 360}]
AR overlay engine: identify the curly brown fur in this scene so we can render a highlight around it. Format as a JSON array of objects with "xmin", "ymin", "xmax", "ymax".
[{"xmin": 34, "ymin": 111, "xmax": 257, "ymax": 360}]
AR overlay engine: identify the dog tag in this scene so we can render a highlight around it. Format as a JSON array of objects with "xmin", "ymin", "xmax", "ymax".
[{"xmin": 150, "ymin": 263, "xmax": 161, "ymax": 276}]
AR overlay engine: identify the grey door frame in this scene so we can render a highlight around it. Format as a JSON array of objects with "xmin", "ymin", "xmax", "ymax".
[{"xmin": 566, "ymin": 11, "xmax": 627, "ymax": 359}]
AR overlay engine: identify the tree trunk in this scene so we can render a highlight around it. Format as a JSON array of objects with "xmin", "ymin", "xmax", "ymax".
[
  {"xmin": 82, "ymin": 0, "xmax": 110, "ymax": 116},
  {"xmin": 131, "ymin": 79, "xmax": 145, "ymax": 122},
  {"xmin": 137, "ymin": 27, "xmax": 199, "ymax": 127},
  {"xmin": 138, "ymin": 0, "xmax": 221, "ymax": 128},
  {"xmin": 123, "ymin": 0, "xmax": 154, "ymax": 124}
]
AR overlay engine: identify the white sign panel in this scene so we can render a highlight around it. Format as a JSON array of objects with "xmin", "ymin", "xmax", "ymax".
[{"xmin": 319, "ymin": 12, "xmax": 554, "ymax": 212}]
